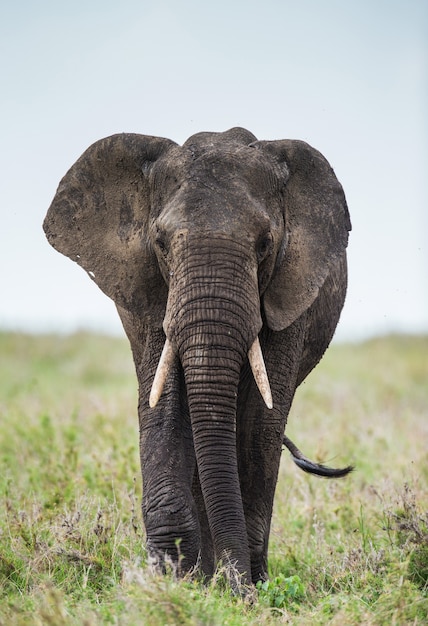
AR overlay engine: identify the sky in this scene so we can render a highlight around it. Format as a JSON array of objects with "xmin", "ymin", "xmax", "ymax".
[{"xmin": 1, "ymin": 0, "xmax": 427, "ymax": 341}]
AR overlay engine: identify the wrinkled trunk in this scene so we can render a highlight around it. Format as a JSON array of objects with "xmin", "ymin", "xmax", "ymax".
[
  {"xmin": 165, "ymin": 239, "xmax": 261, "ymax": 583},
  {"xmin": 181, "ymin": 329, "xmax": 250, "ymax": 578}
]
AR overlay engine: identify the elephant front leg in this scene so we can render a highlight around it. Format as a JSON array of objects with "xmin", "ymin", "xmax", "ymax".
[
  {"xmin": 237, "ymin": 396, "xmax": 286, "ymax": 582},
  {"xmin": 135, "ymin": 332, "xmax": 201, "ymax": 574},
  {"xmin": 237, "ymin": 322, "xmax": 306, "ymax": 583},
  {"xmin": 140, "ymin": 413, "xmax": 200, "ymax": 574}
]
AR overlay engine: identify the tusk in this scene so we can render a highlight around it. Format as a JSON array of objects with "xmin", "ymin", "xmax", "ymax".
[
  {"xmin": 248, "ymin": 337, "xmax": 273, "ymax": 409},
  {"xmin": 149, "ymin": 338, "xmax": 175, "ymax": 408}
]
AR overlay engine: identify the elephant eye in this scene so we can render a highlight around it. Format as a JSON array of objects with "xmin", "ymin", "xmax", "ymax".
[
  {"xmin": 155, "ymin": 231, "xmax": 169, "ymax": 257},
  {"xmin": 257, "ymin": 232, "xmax": 273, "ymax": 262},
  {"xmin": 156, "ymin": 237, "xmax": 166, "ymax": 252}
]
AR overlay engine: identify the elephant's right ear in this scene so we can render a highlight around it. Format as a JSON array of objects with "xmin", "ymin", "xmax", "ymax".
[
  {"xmin": 43, "ymin": 133, "xmax": 176, "ymax": 325},
  {"xmin": 253, "ymin": 139, "xmax": 351, "ymax": 331}
]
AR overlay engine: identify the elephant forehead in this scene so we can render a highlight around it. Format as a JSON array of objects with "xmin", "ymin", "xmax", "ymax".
[
  {"xmin": 158, "ymin": 182, "xmax": 275, "ymax": 236},
  {"xmin": 156, "ymin": 190, "xmax": 271, "ymax": 239},
  {"xmin": 150, "ymin": 144, "xmax": 285, "ymax": 237}
]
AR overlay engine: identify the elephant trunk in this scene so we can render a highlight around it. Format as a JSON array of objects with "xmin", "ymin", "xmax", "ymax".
[
  {"xmin": 162, "ymin": 239, "xmax": 263, "ymax": 582},
  {"xmin": 180, "ymin": 319, "xmax": 250, "ymax": 579}
]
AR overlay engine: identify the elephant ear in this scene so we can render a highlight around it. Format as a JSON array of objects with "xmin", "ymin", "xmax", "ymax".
[
  {"xmin": 43, "ymin": 133, "xmax": 177, "ymax": 325},
  {"xmin": 254, "ymin": 139, "xmax": 351, "ymax": 331}
]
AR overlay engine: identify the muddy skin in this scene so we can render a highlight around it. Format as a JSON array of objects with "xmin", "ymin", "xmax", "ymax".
[{"xmin": 44, "ymin": 127, "xmax": 352, "ymax": 591}]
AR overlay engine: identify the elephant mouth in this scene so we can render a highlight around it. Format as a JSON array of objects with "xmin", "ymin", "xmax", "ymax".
[{"xmin": 149, "ymin": 335, "xmax": 273, "ymax": 410}]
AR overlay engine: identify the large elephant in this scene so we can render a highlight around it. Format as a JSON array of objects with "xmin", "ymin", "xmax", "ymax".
[{"xmin": 44, "ymin": 127, "xmax": 352, "ymax": 589}]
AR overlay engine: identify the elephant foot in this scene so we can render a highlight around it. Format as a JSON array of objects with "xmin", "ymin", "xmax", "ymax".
[{"xmin": 145, "ymin": 536, "xmax": 200, "ymax": 580}]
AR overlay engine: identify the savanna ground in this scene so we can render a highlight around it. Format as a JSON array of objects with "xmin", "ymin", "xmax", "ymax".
[{"xmin": 0, "ymin": 332, "xmax": 427, "ymax": 625}]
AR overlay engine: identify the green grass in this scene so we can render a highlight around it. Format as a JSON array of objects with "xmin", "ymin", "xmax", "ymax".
[{"xmin": 0, "ymin": 332, "xmax": 427, "ymax": 624}]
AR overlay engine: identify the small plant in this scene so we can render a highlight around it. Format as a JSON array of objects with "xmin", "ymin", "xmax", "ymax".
[
  {"xmin": 257, "ymin": 573, "xmax": 305, "ymax": 609},
  {"xmin": 408, "ymin": 545, "xmax": 428, "ymax": 590},
  {"xmin": 386, "ymin": 482, "xmax": 428, "ymax": 591}
]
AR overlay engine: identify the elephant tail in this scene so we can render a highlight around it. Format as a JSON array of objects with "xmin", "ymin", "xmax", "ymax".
[{"xmin": 283, "ymin": 434, "xmax": 354, "ymax": 478}]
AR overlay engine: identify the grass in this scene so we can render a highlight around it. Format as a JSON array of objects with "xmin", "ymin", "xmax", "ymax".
[{"xmin": 0, "ymin": 331, "xmax": 427, "ymax": 624}]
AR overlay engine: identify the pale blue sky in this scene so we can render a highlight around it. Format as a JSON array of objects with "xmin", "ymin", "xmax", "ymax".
[{"xmin": 1, "ymin": 0, "xmax": 427, "ymax": 340}]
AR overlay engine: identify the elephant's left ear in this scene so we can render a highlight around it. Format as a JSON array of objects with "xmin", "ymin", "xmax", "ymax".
[
  {"xmin": 253, "ymin": 140, "xmax": 351, "ymax": 331},
  {"xmin": 43, "ymin": 133, "xmax": 177, "ymax": 325}
]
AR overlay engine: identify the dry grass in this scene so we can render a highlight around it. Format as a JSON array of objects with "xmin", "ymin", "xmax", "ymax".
[{"xmin": 0, "ymin": 332, "xmax": 427, "ymax": 624}]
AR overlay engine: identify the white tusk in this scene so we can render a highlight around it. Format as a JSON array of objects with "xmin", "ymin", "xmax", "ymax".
[
  {"xmin": 248, "ymin": 337, "xmax": 273, "ymax": 409},
  {"xmin": 149, "ymin": 338, "xmax": 176, "ymax": 408}
]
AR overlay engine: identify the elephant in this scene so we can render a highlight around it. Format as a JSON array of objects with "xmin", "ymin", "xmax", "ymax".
[{"xmin": 43, "ymin": 127, "xmax": 353, "ymax": 591}]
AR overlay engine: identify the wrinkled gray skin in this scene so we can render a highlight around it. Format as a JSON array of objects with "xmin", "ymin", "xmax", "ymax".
[{"xmin": 44, "ymin": 127, "xmax": 352, "ymax": 590}]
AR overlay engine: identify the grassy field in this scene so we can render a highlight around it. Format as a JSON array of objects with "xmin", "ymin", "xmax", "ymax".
[{"xmin": 0, "ymin": 332, "xmax": 427, "ymax": 624}]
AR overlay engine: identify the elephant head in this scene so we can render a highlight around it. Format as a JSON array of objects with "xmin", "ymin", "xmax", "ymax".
[{"xmin": 44, "ymin": 127, "xmax": 351, "ymax": 587}]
